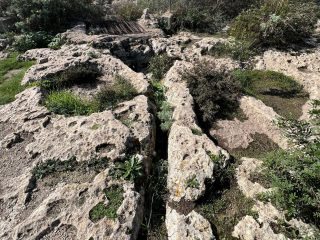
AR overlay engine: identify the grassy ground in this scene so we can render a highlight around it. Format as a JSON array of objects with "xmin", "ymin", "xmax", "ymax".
[
  {"xmin": 0, "ymin": 53, "xmax": 34, "ymax": 105},
  {"xmin": 233, "ymin": 70, "xmax": 309, "ymax": 119}
]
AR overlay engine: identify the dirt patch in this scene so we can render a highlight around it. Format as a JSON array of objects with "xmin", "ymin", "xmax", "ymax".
[
  {"xmin": 0, "ymin": 123, "xmax": 35, "ymax": 194},
  {"xmin": 258, "ymin": 94, "xmax": 309, "ymax": 119},
  {"xmin": 167, "ymin": 199, "xmax": 196, "ymax": 216},
  {"xmin": 229, "ymin": 133, "xmax": 280, "ymax": 159},
  {"xmin": 196, "ymin": 181, "xmax": 256, "ymax": 240}
]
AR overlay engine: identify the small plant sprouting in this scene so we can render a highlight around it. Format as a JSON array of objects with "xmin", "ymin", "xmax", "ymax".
[
  {"xmin": 207, "ymin": 151, "xmax": 225, "ymax": 163},
  {"xmin": 89, "ymin": 186, "xmax": 124, "ymax": 222},
  {"xmin": 191, "ymin": 127, "xmax": 203, "ymax": 136},
  {"xmin": 186, "ymin": 175, "xmax": 200, "ymax": 189},
  {"xmin": 158, "ymin": 101, "xmax": 174, "ymax": 132},
  {"xmin": 113, "ymin": 155, "xmax": 144, "ymax": 182}
]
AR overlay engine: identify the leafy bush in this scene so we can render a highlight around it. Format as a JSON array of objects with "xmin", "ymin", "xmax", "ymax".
[
  {"xmin": 113, "ymin": 155, "xmax": 144, "ymax": 182},
  {"xmin": 114, "ymin": 3, "xmax": 143, "ymax": 21},
  {"xmin": 148, "ymin": 54, "xmax": 173, "ymax": 81},
  {"xmin": 48, "ymin": 34, "xmax": 65, "ymax": 50},
  {"xmin": 261, "ymin": 142, "xmax": 320, "ymax": 226},
  {"xmin": 233, "ymin": 70, "xmax": 303, "ymax": 97},
  {"xmin": 9, "ymin": 0, "xmax": 104, "ymax": 33},
  {"xmin": 169, "ymin": 4, "xmax": 226, "ymax": 34},
  {"xmin": 230, "ymin": 0, "xmax": 319, "ymax": 47},
  {"xmin": 45, "ymin": 91, "xmax": 96, "ymax": 116},
  {"xmin": 94, "ymin": 75, "xmax": 138, "ymax": 111},
  {"xmin": 186, "ymin": 175, "xmax": 200, "ymax": 189},
  {"xmin": 13, "ymin": 31, "xmax": 53, "ymax": 52},
  {"xmin": 184, "ymin": 61, "xmax": 241, "ymax": 125}
]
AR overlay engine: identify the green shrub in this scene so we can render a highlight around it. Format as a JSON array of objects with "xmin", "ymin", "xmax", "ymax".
[
  {"xmin": 9, "ymin": 0, "xmax": 104, "ymax": 33},
  {"xmin": 0, "ymin": 52, "xmax": 34, "ymax": 105},
  {"xmin": 94, "ymin": 75, "xmax": 138, "ymax": 111},
  {"xmin": 13, "ymin": 31, "xmax": 53, "ymax": 52},
  {"xmin": 186, "ymin": 175, "xmax": 200, "ymax": 189},
  {"xmin": 170, "ymin": 4, "xmax": 226, "ymax": 34},
  {"xmin": 45, "ymin": 91, "xmax": 97, "ymax": 116},
  {"xmin": 114, "ymin": 3, "xmax": 143, "ymax": 21},
  {"xmin": 48, "ymin": 34, "xmax": 65, "ymax": 50},
  {"xmin": 260, "ymin": 142, "xmax": 320, "ymax": 226},
  {"xmin": 233, "ymin": 70, "xmax": 303, "ymax": 97},
  {"xmin": 148, "ymin": 54, "xmax": 173, "ymax": 81},
  {"xmin": 89, "ymin": 186, "xmax": 124, "ymax": 221},
  {"xmin": 230, "ymin": 0, "xmax": 319, "ymax": 47},
  {"xmin": 209, "ymin": 40, "xmax": 256, "ymax": 62},
  {"xmin": 184, "ymin": 61, "xmax": 241, "ymax": 125},
  {"xmin": 157, "ymin": 101, "xmax": 174, "ymax": 132},
  {"xmin": 113, "ymin": 155, "xmax": 144, "ymax": 182}
]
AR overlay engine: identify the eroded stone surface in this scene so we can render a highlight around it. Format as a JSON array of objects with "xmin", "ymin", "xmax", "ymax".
[
  {"xmin": 166, "ymin": 206, "xmax": 215, "ymax": 240},
  {"xmin": 211, "ymin": 96, "xmax": 289, "ymax": 151},
  {"xmin": 21, "ymin": 44, "xmax": 150, "ymax": 95},
  {"xmin": 0, "ymin": 85, "xmax": 154, "ymax": 239}
]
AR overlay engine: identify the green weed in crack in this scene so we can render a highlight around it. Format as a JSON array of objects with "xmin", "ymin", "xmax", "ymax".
[
  {"xmin": 112, "ymin": 155, "xmax": 144, "ymax": 183},
  {"xmin": 89, "ymin": 186, "xmax": 124, "ymax": 222},
  {"xmin": 186, "ymin": 175, "xmax": 200, "ymax": 189}
]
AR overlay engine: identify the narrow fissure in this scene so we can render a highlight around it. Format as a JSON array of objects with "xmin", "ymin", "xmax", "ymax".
[{"xmin": 139, "ymin": 111, "xmax": 169, "ymax": 240}]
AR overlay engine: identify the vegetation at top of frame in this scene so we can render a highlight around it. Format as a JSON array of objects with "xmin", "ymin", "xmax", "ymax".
[
  {"xmin": 139, "ymin": 0, "xmax": 260, "ymax": 34},
  {"xmin": 113, "ymin": 2, "xmax": 143, "ymax": 21},
  {"xmin": 0, "ymin": 52, "xmax": 34, "ymax": 105},
  {"xmin": 256, "ymin": 101, "xmax": 320, "ymax": 227},
  {"xmin": 230, "ymin": 0, "xmax": 320, "ymax": 48},
  {"xmin": 0, "ymin": 0, "xmax": 106, "ymax": 52},
  {"xmin": 183, "ymin": 60, "xmax": 241, "ymax": 126}
]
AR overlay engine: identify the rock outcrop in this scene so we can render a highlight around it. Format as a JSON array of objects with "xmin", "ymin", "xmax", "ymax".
[
  {"xmin": 164, "ymin": 61, "xmax": 229, "ymax": 240},
  {"xmin": 211, "ymin": 96, "xmax": 289, "ymax": 151},
  {"xmin": 0, "ymin": 85, "xmax": 155, "ymax": 239}
]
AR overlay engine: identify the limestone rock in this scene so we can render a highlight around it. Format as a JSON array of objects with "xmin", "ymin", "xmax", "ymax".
[
  {"xmin": 211, "ymin": 96, "xmax": 289, "ymax": 151},
  {"xmin": 233, "ymin": 158, "xmax": 316, "ymax": 240},
  {"xmin": 21, "ymin": 45, "xmax": 150, "ymax": 94},
  {"xmin": 166, "ymin": 206, "xmax": 215, "ymax": 240},
  {"xmin": 0, "ymin": 85, "xmax": 154, "ymax": 240}
]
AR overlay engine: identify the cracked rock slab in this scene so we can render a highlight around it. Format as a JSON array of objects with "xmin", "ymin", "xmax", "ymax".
[{"xmin": 166, "ymin": 205, "xmax": 215, "ymax": 240}]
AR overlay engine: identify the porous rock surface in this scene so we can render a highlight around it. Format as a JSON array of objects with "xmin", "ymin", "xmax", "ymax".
[
  {"xmin": 164, "ymin": 61, "xmax": 229, "ymax": 240},
  {"xmin": 0, "ymin": 88, "xmax": 155, "ymax": 238},
  {"xmin": 166, "ymin": 206, "xmax": 215, "ymax": 240},
  {"xmin": 211, "ymin": 96, "xmax": 289, "ymax": 151},
  {"xmin": 21, "ymin": 44, "xmax": 150, "ymax": 95}
]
